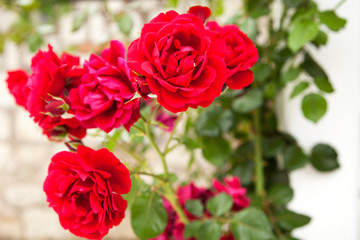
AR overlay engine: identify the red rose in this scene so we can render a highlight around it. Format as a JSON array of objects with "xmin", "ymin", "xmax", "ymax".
[
  {"xmin": 127, "ymin": 7, "xmax": 227, "ymax": 113},
  {"xmin": 213, "ymin": 176, "xmax": 250, "ymax": 210},
  {"xmin": 6, "ymin": 46, "xmax": 86, "ymax": 140},
  {"xmin": 206, "ymin": 21, "xmax": 258, "ymax": 90},
  {"xmin": 6, "ymin": 69, "xmax": 30, "ymax": 108},
  {"xmin": 43, "ymin": 145, "xmax": 131, "ymax": 239},
  {"xmin": 69, "ymin": 40, "xmax": 140, "ymax": 132}
]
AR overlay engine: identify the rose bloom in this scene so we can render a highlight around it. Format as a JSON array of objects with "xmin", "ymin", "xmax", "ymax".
[
  {"xmin": 213, "ymin": 176, "xmax": 250, "ymax": 211},
  {"xmin": 6, "ymin": 47, "xmax": 86, "ymax": 140},
  {"xmin": 127, "ymin": 6, "xmax": 227, "ymax": 113},
  {"xmin": 69, "ymin": 40, "xmax": 140, "ymax": 132},
  {"xmin": 6, "ymin": 69, "xmax": 30, "ymax": 108},
  {"xmin": 43, "ymin": 145, "xmax": 131, "ymax": 239},
  {"xmin": 206, "ymin": 21, "xmax": 258, "ymax": 90}
]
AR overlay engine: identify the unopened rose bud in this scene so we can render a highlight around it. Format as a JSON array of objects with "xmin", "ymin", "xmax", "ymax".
[{"xmin": 45, "ymin": 100, "xmax": 67, "ymax": 117}]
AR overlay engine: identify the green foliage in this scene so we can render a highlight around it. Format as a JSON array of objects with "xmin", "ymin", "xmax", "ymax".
[
  {"xmin": 288, "ymin": 19, "xmax": 319, "ymax": 52},
  {"xmin": 310, "ymin": 143, "xmax": 339, "ymax": 171},
  {"xmin": 290, "ymin": 81, "xmax": 309, "ymax": 98},
  {"xmin": 131, "ymin": 192, "xmax": 168, "ymax": 240},
  {"xmin": 319, "ymin": 10, "xmax": 347, "ymax": 31},
  {"xmin": 206, "ymin": 193, "xmax": 234, "ymax": 217},
  {"xmin": 185, "ymin": 199, "xmax": 204, "ymax": 218},
  {"xmin": 275, "ymin": 209, "xmax": 311, "ymax": 231},
  {"xmin": 231, "ymin": 207, "xmax": 274, "ymax": 240},
  {"xmin": 301, "ymin": 93, "xmax": 327, "ymax": 123},
  {"xmin": 268, "ymin": 185, "xmax": 294, "ymax": 206}
]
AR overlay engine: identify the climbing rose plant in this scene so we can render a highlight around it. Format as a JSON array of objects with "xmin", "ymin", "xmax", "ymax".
[{"xmin": 4, "ymin": 1, "xmax": 344, "ymax": 239}]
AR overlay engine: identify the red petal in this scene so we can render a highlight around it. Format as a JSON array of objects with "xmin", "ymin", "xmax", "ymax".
[
  {"xmin": 226, "ymin": 70, "xmax": 254, "ymax": 90},
  {"xmin": 188, "ymin": 6, "xmax": 211, "ymax": 23}
]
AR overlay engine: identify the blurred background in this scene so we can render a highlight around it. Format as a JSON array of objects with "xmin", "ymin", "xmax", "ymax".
[{"xmin": 0, "ymin": 0, "xmax": 359, "ymax": 239}]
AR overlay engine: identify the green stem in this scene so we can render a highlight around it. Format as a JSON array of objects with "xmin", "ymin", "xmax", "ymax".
[
  {"xmin": 164, "ymin": 112, "xmax": 183, "ymax": 154},
  {"xmin": 145, "ymin": 120, "xmax": 169, "ymax": 177},
  {"xmin": 117, "ymin": 143, "xmax": 152, "ymax": 172},
  {"xmin": 334, "ymin": 0, "xmax": 346, "ymax": 10},
  {"xmin": 254, "ymin": 109, "xmax": 265, "ymax": 197},
  {"xmin": 144, "ymin": 110, "xmax": 189, "ymax": 224}
]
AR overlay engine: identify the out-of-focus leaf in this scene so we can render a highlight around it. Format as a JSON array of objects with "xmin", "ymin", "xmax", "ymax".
[
  {"xmin": 288, "ymin": 19, "xmax": 319, "ymax": 52},
  {"xmin": 319, "ymin": 10, "xmax": 346, "ymax": 31},
  {"xmin": 301, "ymin": 93, "xmax": 327, "ymax": 123},
  {"xmin": 290, "ymin": 81, "xmax": 309, "ymax": 98},
  {"xmin": 131, "ymin": 192, "xmax": 168, "ymax": 240},
  {"xmin": 72, "ymin": 11, "xmax": 88, "ymax": 32},
  {"xmin": 310, "ymin": 143, "xmax": 339, "ymax": 171},
  {"xmin": 284, "ymin": 145, "xmax": 308, "ymax": 171},
  {"xmin": 117, "ymin": 14, "xmax": 133, "ymax": 36},
  {"xmin": 232, "ymin": 89, "xmax": 264, "ymax": 113},
  {"xmin": 314, "ymin": 77, "xmax": 334, "ymax": 93}
]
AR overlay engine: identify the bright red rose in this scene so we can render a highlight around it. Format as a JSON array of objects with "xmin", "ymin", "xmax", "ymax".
[
  {"xmin": 69, "ymin": 40, "xmax": 140, "ymax": 132},
  {"xmin": 6, "ymin": 69, "xmax": 30, "ymax": 108},
  {"xmin": 6, "ymin": 46, "xmax": 86, "ymax": 140},
  {"xmin": 213, "ymin": 176, "xmax": 250, "ymax": 211},
  {"xmin": 43, "ymin": 145, "xmax": 131, "ymax": 239},
  {"xmin": 206, "ymin": 21, "xmax": 258, "ymax": 90},
  {"xmin": 127, "ymin": 7, "xmax": 227, "ymax": 113}
]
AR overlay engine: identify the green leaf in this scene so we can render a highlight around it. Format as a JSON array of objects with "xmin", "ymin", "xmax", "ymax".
[
  {"xmin": 185, "ymin": 200, "xmax": 204, "ymax": 218},
  {"xmin": 275, "ymin": 209, "xmax": 311, "ymax": 231},
  {"xmin": 268, "ymin": 185, "xmax": 294, "ymax": 206},
  {"xmin": 247, "ymin": 0, "xmax": 270, "ymax": 18},
  {"xmin": 253, "ymin": 64, "xmax": 271, "ymax": 82},
  {"xmin": 240, "ymin": 18, "xmax": 258, "ymax": 40},
  {"xmin": 263, "ymin": 136, "xmax": 285, "ymax": 157},
  {"xmin": 284, "ymin": 0, "xmax": 309, "ymax": 8},
  {"xmin": 303, "ymin": 53, "xmax": 328, "ymax": 79},
  {"xmin": 184, "ymin": 220, "xmax": 202, "ymax": 238},
  {"xmin": 232, "ymin": 89, "xmax": 264, "ymax": 113},
  {"xmin": 232, "ymin": 160, "xmax": 254, "ymax": 186},
  {"xmin": 313, "ymin": 30, "xmax": 328, "ymax": 47},
  {"xmin": 202, "ymin": 137, "xmax": 231, "ymax": 167},
  {"xmin": 213, "ymin": 0, "xmax": 224, "ymax": 16},
  {"xmin": 319, "ymin": 10, "xmax": 346, "ymax": 31},
  {"xmin": 117, "ymin": 14, "xmax": 133, "ymax": 36},
  {"xmin": 197, "ymin": 220, "xmax": 222, "ymax": 240},
  {"xmin": 131, "ymin": 193, "xmax": 168, "ymax": 240},
  {"xmin": 290, "ymin": 81, "xmax": 309, "ymax": 98},
  {"xmin": 206, "ymin": 193, "xmax": 233, "ymax": 217},
  {"xmin": 301, "ymin": 93, "xmax": 327, "ymax": 123},
  {"xmin": 314, "ymin": 77, "xmax": 334, "ymax": 93},
  {"xmin": 264, "ymin": 82, "xmax": 277, "ymax": 98},
  {"xmin": 288, "ymin": 19, "xmax": 319, "ymax": 52},
  {"xmin": 310, "ymin": 143, "xmax": 339, "ymax": 171},
  {"xmin": 284, "ymin": 145, "xmax": 308, "ymax": 171},
  {"xmin": 231, "ymin": 207, "xmax": 273, "ymax": 240},
  {"xmin": 123, "ymin": 174, "xmax": 148, "ymax": 208},
  {"xmin": 72, "ymin": 11, "xmax": 87, "ymax": 32},
  {"xmin": 167, "ymin": 0, "xmax": 178, "ymax": 7},
  {"xmin": 281, "ymin": 67, "xmax": 301, "ymax": 83},
  {"xmin": 196, "ymin": 106, "xmax": 234, "ymax": 137}
]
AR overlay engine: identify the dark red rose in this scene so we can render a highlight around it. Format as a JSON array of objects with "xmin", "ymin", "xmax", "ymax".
[
  {"xmin": 43, "ymin": 145, "xmax": 131, "ymax": 239},
  {"xmin": 6, "ymin": 69, "xmax": 30, "ymax": 108},
  {"xmin": 69, "ymin": 40, "xmax": 140, "ymax": 132},
  {"xmin": 213, "ymin": 176, "xmax": 250, "ymax": 211},
  {"xmin": 206, "ymin": 21, "xmax": 258, "ymax": 90},
  {"xmin": 127, "ymin": 7, "xmax": 227, "ymax": 113}
]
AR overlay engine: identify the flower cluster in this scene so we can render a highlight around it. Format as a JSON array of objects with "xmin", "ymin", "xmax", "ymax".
[
  {"xmin": 7, "ymin": 6, "xmax": 257, "ymax": 140},
  {"xmin": 5, "ymin": 5, "xmax": 258, "ymax": 240},
  {"xmin": 153, "ymin": 177, "xmax": 250, "ymax": 240}
]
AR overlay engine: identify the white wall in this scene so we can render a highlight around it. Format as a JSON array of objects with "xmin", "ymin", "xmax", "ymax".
[{"xmin": 281, "ymin": 0, "xmax": 360, "ymax": 239}]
